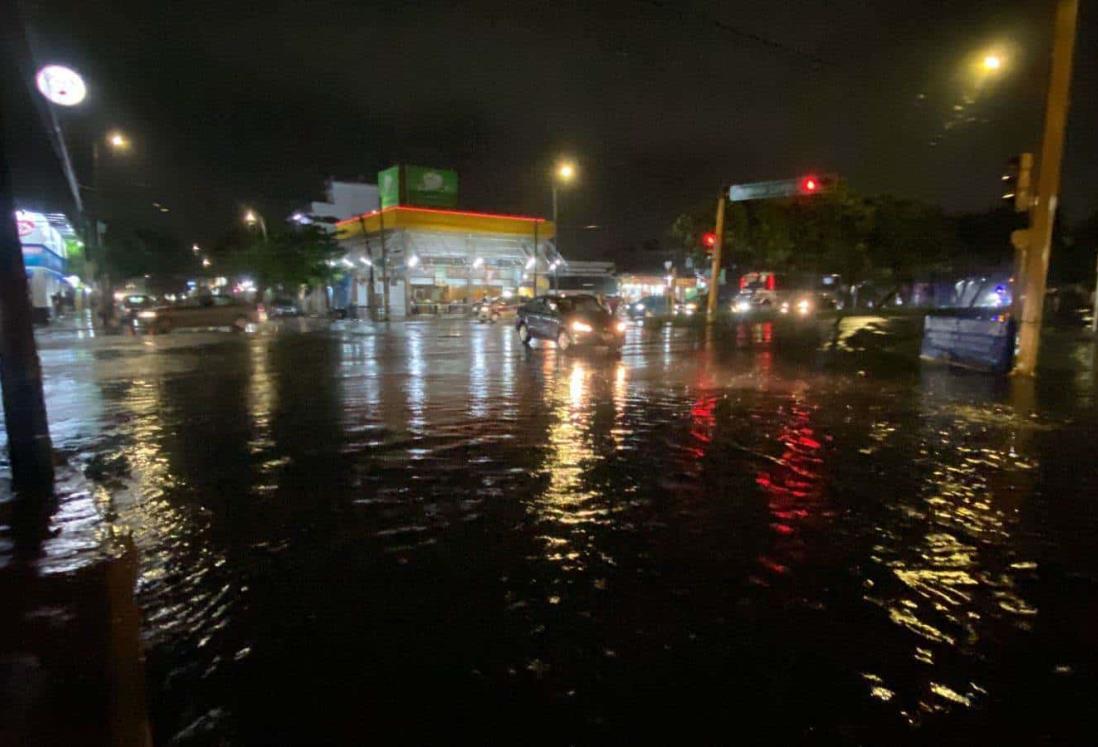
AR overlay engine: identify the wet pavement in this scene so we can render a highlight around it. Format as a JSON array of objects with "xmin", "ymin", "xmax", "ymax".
[{"xmin": 3, "ymin": 317, "xmax": 1098, "ymax": 744}]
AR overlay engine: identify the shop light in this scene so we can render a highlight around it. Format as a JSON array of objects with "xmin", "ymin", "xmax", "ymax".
[
  {"xmin": 525, "ymin": 257, "xmax": 536, "ymax": 270},
  {"xmin": 407, "ymin": 254, "xmax": 420, "ymax": 268},
  {"xmin": 359, "ymin": 257, "xmax": 373, "ymax": 267},
  {"xmin": 472, "ymin": 257, "xmax": 484, "ymax": 269}
]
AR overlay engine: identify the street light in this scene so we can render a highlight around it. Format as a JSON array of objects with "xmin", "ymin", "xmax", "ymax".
[
  {"xmin": 983, "ymin": 54, "xmax": 1003, "ymax": 71},
  {"xmin": 106, "ymin": 131, "xmax": 130, "ymax": 151},
  {"xmin": 244, "ymin": 209, "xmax": 268, "ymax": 240},
  {"xmin": 35, "ymin": 64, "xmax": 87, "ymax": 107},
  {"xmin": 551, "ymin": 159, "xmax": 577, "ymax": 290}
]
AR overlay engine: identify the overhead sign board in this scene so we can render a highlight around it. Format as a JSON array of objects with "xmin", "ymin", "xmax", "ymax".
[
  {"xmin": 729, "ymin": 174, "xmax": 837, "ymax": 202},
  {"xmin": 378, "ymin": 165, "xmax": 459, "ymax": 209}
]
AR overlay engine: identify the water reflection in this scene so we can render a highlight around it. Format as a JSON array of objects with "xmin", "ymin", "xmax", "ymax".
[
  {"xmin": 858, "ymin": 366, "xmax": 1039, "ymax": 723},
  {"xmin": 6, "ymin": 322, "xmax": 1097, "ymax": 743}
]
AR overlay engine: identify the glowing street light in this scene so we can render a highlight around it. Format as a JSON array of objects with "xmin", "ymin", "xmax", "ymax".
[
  {"xmin": 107, "ymin": 131, "xmax": 130, "ymax": 150},
  {"xmin": 243, "ymin": 208, "xmax": 268, "ymax": 240},
  {"xmin": 556, "ymin": 161, "xmax": 576, "ymax": 182},
  {"xmin": 35, "ymin": 64, "xmax": 87, "ymax": 107},
  {"xmin": 202, "ymin": 257, "xmax": 211, "ymax": 268},
  {"xmin": 983, "ymin": 54, "xmax": 1003, "ymax": 71},
  {"xmin": 551, "ymin": 159, "xmax": 578, "ymax": 291}
]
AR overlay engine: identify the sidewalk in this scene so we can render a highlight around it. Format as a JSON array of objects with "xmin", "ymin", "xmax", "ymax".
[{"xmin": 0, "ymin": 533, "xmax": 152, "ymax": 746}]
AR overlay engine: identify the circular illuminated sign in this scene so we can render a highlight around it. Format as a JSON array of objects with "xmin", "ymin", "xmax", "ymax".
[{"xmin": 35, "ymin": 65, "xmax": 87, "ymax": 106}]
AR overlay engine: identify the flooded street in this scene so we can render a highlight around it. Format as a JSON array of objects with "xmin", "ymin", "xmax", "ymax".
[{"xmin": 5, "ymin": 318, "xmax": 1098, "ymax": 744}]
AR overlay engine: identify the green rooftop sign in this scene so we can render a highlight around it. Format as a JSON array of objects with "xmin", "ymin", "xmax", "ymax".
[{"xmin": 378, "ymin": 165, "xmax": 459, "ymax": 209}]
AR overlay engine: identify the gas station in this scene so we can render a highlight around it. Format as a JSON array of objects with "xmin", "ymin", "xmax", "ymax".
[{"xmin": 335, "ymin": 165, "xmax": 558, "ymax": 316}]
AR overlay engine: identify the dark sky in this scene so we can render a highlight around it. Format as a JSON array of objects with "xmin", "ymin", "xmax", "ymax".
[{"xmin": 8, "ymin": 0, "xmax": 1098, "ymax": 256}]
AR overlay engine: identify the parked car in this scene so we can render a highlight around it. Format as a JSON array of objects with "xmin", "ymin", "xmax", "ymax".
[
  {"xmin": 268, "ymin": 297, "xmax": 301, "ymax": 318},
  {"xmin": 515, "ymin": 294, "xmax": 627, "ymax": 352},
  {"xmin": 136, "ymin": 295, "xmax": 261, "ymax": 334}
]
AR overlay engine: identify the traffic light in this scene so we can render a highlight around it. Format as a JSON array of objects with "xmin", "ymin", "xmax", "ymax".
[
  {"xmin": 1001, "ymin": 153, "xmax": 1033, "ymax": 213},
  {"xmin": 797, "ymin": 174, "xmax": 836, "ymax": 196},
  {"xmin": 701, "ymin": 232, "xmax": 717, "ymax": 251}
]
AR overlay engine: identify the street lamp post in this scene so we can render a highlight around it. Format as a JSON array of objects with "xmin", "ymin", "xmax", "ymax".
[
  {"xmin": 552, "ymin": 161, "xmax": 576, "ymax": 291},
  {"xmin": 90, "ymin": 130, "xmax": 131, "ymax": 270},
  {"xmin": 244, "ymin": 209, "xmax": 268, "ymax": 240}
]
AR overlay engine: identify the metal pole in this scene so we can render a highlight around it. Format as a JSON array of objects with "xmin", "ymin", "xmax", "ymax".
[
  {"xmin": 552, "ymin": 184, "xmax": 559, "ymax": 254},
  {"xmin": 1013, "ymin": 0, "xmax": 1079, "ymax": 376},
  {"xmin": 532, "ymin": 221, "xmax": 539, "ymax": 297},
  {"xmin": 705, "ymin": 192, "xmax": 727, "ymax": 322},
  {"xmin": 1091, "ymin": 250, "xmax": 1098, "ymax": 334},
  {"xmin": 0, "ymin": 122, "xmax": 55, "ymax": 499},
  {"xmin": 359, "ymin": 214, "xmax": 375, "ymax": 312},
  {"xmin": 379, "ymin": 208, "xmax": 390, "ymax": 320}
]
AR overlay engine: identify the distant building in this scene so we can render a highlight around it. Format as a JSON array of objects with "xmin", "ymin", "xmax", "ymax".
[
  {"xmin": 15, "ymin": 209, "xmax": 71, "ymax": 322},
  {"xmin": 336, "ymin": 206, "xmax": 557, "ymax": 316},
  {"xmin": 552, "ymin": 260, "xmax": 618, "ymax": 296},
  {"xmin": 291, "ymin": 179, "xmax": 380, "ymax": 229}
]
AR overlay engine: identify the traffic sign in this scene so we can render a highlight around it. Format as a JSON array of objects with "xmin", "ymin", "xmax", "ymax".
[{"xmin": 729, "ymin": 174, "xmax": 837, "ymax": 202}]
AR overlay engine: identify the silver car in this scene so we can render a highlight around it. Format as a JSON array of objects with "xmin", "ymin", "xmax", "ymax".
[{"xmin": 136, "ymin": 295, "xmax": 261, "ymax": 334}]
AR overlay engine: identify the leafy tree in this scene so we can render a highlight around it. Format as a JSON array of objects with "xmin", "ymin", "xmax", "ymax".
[
  {"xmin": 225, "ymin": 225, "xmax": 343, "ymax": 296},
  {"xmin": 100, "ymin": 226, "xmax": 195, "ymax": 279}
]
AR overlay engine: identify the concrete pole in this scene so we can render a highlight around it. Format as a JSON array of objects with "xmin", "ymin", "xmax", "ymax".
[
  {"xmin": 532, "ymin": 221, "xmax": 539, "ymax": 297},
  {"xmin": 379, "ymin": 208, "xmax": 390, "ymax": 320},
  {"xmin": 1091, "ymin": 250, "xmax": 1098, "ymax": 334},
  {"xmin": 705, "ymin": 192, "xmax": 727, "ymax": 322},
  {"xmin": 1013, "ymin": 0, "xmax": 1079, "ymax": 376},
  {"xmin": 0, "ymin": 125, "xmax": 55, "ymax": 498}
]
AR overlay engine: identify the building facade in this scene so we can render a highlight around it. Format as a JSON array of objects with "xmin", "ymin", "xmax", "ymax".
[{"xmin": 336, "ymin": 206, "xmax": 558, "ymax": 316}]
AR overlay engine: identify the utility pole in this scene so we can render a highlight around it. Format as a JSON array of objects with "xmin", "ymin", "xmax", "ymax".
[
  {"xmin": 705, "ymin": 191, "xmax": 727, "ymax": 322},
  {"xmin": 1091, "ymin": 250, "xmax": 1098, "ymax": 335},
  {"xmin": 0, "ymin": 124, "xmax": 55, "ymax": 498},
  {"xmin": 532, "ymin": 221, "xmax": 539, "ymax": 296},
  {"xmin": 1013, "ymin": 0, "xmax": 1079, "ymax": 376},
  {"xmin": 379, "ymin": 207, "xmax": 390, "ymax": 320},
  {"xmin": 359, "ymin": 214, "xmax": 375, "ymax": 312}
]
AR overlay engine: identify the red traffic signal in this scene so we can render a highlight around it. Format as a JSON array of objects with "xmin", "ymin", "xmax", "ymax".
[
  {"xmin": 701, "ymin": 232, "xmax": 717, "ymax": 250},
  {"xmin": 800, "ymin": 176, "xmax": 819, "ymax": 193}
]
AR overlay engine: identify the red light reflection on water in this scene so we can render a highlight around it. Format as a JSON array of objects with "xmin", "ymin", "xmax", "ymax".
[{"xmin": 755, "ymin": 400, "xmax": 827, "ymax": 581}]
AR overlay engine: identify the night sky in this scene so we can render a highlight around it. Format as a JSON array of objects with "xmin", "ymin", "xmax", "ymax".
[{"xmin": 8, "ymin": 0, "xmax": 1098, "ymax": 257}]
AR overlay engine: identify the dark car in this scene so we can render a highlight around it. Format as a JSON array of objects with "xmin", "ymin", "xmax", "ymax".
[
  {"xmin": 515, "ymin": 294, "xmax": 627, "ymax": 352},
  {"xmin": 626, "ymin": 295, "xmax": 670, "ymax": 319},
  {"xmin": 268, "ymin": 297, "xmax": 301, "ymax": 318}
]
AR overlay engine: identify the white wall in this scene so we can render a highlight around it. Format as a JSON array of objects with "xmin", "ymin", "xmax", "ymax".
[{"xmin": 307, "ymin": 181, "xmax": 380, "ymax": 224}]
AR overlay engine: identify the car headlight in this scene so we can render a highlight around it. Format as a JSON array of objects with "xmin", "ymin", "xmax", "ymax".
[
  {"xmin": 614, "ymin": 320, "xmax": 627, "ymax": 333},
  {"xmin": 633, "ymin": 303, "xmax": 644, "ymax": 311},
  {"xmin": 780, "ymin": 302, "xmax": 790, "ymax": 314},
  {"xmin": 734, "ymin": 301, "xmax": 750, "ymax": 313},
  {"xmin": 685, "ymin": 303, "xmax": 697, "ymax": 311},
  {"xmin": 571, "ymin": 321, "xmax": 593, "ymax": 334},
  {"xmin": 796, "ymin": 299, "xmax": 811, "ymax": 315},
  {"xmin": 137, "ymin": 310, "xmax": 158, "ymax": 320}
]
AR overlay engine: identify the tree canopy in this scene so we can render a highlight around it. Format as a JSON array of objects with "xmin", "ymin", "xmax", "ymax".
[{"xmin": 220, "ymin": 225, "xmax": 343, "ymax": 292}]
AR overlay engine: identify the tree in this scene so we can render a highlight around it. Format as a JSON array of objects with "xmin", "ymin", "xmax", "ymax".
[
  {"xmin": 669, "ymin": 186, "xmax": 963, "ymax": 287},
  {"xmin": 226, "ymin": 225, "xmax": 343, "ymax": 296},
  {"xmin": 100, "ymin": 226, "xmax": 195, "ymax": 280}
]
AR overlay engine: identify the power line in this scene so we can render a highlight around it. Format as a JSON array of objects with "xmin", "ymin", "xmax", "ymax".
[{"xmin": 639, "ymin": 0, "xmax": 832, "ymax": 68}]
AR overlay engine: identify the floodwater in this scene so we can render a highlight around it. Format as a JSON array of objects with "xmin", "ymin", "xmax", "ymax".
[{"xmin": 4, "ymin": 317, "xmax": 1098, "ymax": 744}]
